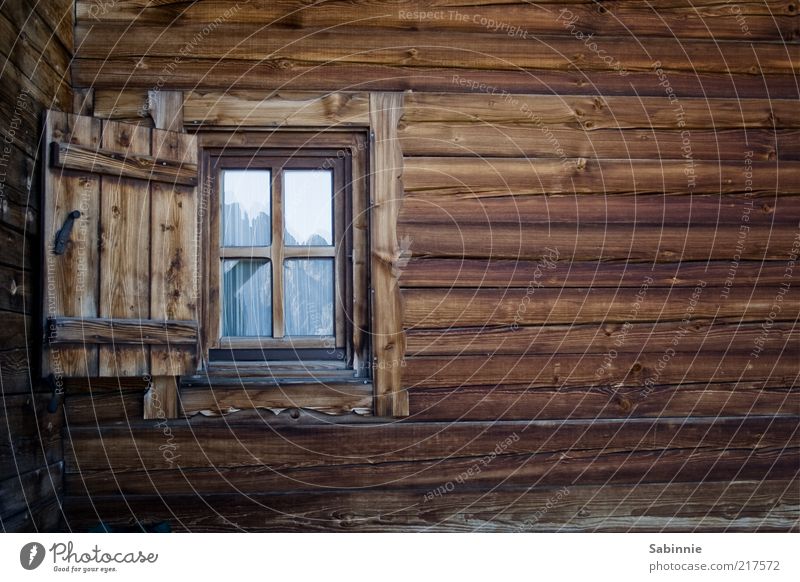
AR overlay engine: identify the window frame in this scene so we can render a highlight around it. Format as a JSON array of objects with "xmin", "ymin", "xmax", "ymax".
[{"xmin": 198, "ymin": 131, "xmax": 370, "ymax": 379}]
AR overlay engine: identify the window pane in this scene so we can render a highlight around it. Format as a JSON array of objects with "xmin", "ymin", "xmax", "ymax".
[
  {"xmin": 284, "ymin": 170, "xmax": 333, "ymax": 246},
  {"xmin": 222, "ymin": 170, "xmax": 271, "ymax": 246},
  {"xmin": 222, "ymin": 259, "xmax": 272, "ymax": 337},
  {"xmin": 284, "ymin": 259, "xmax": 334, "ymax": 336}
]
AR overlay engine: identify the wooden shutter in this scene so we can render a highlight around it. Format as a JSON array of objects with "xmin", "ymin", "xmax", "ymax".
[{"xmin": 42, "ymin": 110, "xmax": 199, "ymax": 379}]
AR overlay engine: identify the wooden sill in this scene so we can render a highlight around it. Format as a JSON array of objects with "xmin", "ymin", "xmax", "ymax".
[{"xmin": 179, "ymin": 375, "xmax": 373, "ymax": 417}]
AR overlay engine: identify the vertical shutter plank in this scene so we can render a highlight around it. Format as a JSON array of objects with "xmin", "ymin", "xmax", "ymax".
[
  {"xmin": 43, "ymin": 112, "xmax": 101, "ymax": 377},
  {"xmin": 98, "ymin": 121, "xmax": 152, "ymax": 376},
  {"xmin": 150, "ymin": 126, "xmax": 198, "ymax": 376}
]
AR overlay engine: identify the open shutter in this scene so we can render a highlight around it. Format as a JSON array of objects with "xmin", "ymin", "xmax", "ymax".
[{"xmin": 42, "ymin": 110, "xmax": 199, "ymax": 387}]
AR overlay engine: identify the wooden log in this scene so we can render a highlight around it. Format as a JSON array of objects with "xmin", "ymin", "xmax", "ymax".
[
  {"xmin": 405, "ymin": 320, "xmax": 799, "ymax": 356},
  {"xmin": 397, "ymin": 222, "xmax": 800, "ymax": 260},
  {"xmin": 74, "ymin": 25, "xmax": 799, "ymax": 75},
  {"xmin": 61, "ymin": 479, "xmax": 800, "ymax": 532},
  {"xmin": 402, "ymin": 158, "xmax": 800, "ymax": 197},
  {"xmin": 399, "ymin": 259, "xmax": 793, "ymax": 288},
  {"xmin": 64, "ymin": 380, "xmax": 799, "ymax": 425},
  {"xmin": 403, "ymin": 351, "xmax": 798, "ymax": 388},
  {"xmin": 46, "ymin": 317, "xmax": 198, "ymax": 345},
  {"xmin": 50, "ymin": 141, "xmax": 198, "ymax": 186},
  {"xmin": 71, "ymin": 59, "xmax": 800, "ymax": 99},
  {"xmin": 74, "ymin": 0, "xmax": 800, "ymax": 41},
  {"xmin": 409, "ymin": 383, "xmax": 800, "ymax": 421},
  {"xmin": 402, "ymin": 286, "xmax": 800, "ymax": 327},
  {"xmin": 0, "ymin": 264, "xmax": 31, "ymax": 313},
  {"xmin": 402, "ymin": 93, "xmax": 800, "ymax": 129},
  {"xmin": 65, "ymin": 445, "xmax": 798, "ymax": 497},
  {"xmin": 184, "ymin": 91, "xmax": 369, "ymax": 126},
  {"xmin": 370, "ymin": 92, "xmax": 408, "ymax": 417},
  {"xmin": 64, "ymin": 416, "xmax": 799, "ymax": 472},
  {"xmin": 400, "ymin": 193, "xmax": 800, "ymax": 226},
  {"xmin": 399, "ymin": 125, "xmax": 800, "ymax": 160}
]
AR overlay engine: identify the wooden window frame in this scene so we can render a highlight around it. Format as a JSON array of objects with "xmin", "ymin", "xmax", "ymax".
[{"xmin": 198, "ymin": 131, "xmax": 370, "ymax": 379}]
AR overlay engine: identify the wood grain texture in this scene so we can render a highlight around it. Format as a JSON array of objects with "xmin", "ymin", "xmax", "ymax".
[
  {"xmin": 143, "ymin": 376, "xmax": 178, "ymax": 420},
  {"xmin": 370, "ymin": 92, "xmax": 409, "ymax": 417},
  {"xmin": 60, "ymin": 479, "xmax": 800, "ymax": 532},
  {"xmin": 64, "ymin": 416, "xmax": 799, "ymax": 472},
  {"xmin": 72, "ymin": 58, "xmax": 800, "ymax": 99},
  {"xmin": 98, "ymin": 120, "xmax": 152, "ymax": 377},
  {"xmin": 149, "ymin": 111, "xmax": 198, "ymax": 376},
  {"xmin": 402, "ymin": 286, "xmax": 800, "ymax": 327},
  {"xmin": 403, "ymin": 93, "xmax": 800, "ymax": 129},
  {"xmin": 42, "ymin": 112, "xmax": 101, "ymax": 377},
  {"xmin": 399, "ymin": 259, "xmax": 795, "ymax": 288},
  {"xmin": 148, "ymin": 90, "xmax": 183, "ymax": 134},
  {"xmin": 405, "ymin": 320, "xmax": 799, "ymax": 356},
  {"xmin": 74, "ymin": 0, "xmax": 800, "ymax": 41},
  {"xmin": 51, "ymin": 141, "xmax": 198, "ymax": 186},
  {"xmin": 74, "ymin": 24, "xmax": 799, "ymax": 75},
  {"xmin": 403, "ymin": 158, "xmax": 800, "ymax": 197},
  {"xmin": 184, "ymin": 91, "xmax": 369, "ymax": 127},
  {"xmin": 403, "ymin": 351, "xmax": 798, "ymax": 388},
  {"xmin": 47, "ymin": 317, "xmax": 197, "ymax": 345}
]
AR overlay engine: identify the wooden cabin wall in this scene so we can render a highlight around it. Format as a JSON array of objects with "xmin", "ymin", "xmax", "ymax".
[
  {"xmin": 0, "ymin": 1, "xmax": 73, "ymax": 531},
  {"xmin": 59, "ymin": 1, "xmax": 800, "ymax": 531}
]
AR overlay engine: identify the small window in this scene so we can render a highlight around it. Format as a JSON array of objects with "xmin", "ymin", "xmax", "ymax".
[{"xmin": 202, "ymin": 132, "xmax": 369, "ymax": 378}]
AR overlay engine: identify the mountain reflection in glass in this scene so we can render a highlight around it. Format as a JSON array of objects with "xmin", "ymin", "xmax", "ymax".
[
  {"xmin": 284, "ymin": 259, "xmax": 333, "ymax": 336},
  {"xmin": 222, "ymin": 259, "xmax": 272, "ymax": 337},
  {"xmin": 284, "ymin": 170, "xmax": 333, "ymax": 246},
  {"xmin": 222, "ymin": 170, "xmax": 271, "ymax": 247}
]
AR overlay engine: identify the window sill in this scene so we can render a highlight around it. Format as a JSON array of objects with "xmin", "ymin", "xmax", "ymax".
[{"xmin": 179, "ymin": 374, "xmax": 373, "ymax": 417}]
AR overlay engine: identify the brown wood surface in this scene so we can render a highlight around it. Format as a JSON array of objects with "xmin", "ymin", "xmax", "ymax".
[
  {"xmin": 64, "ymin": 415, "xmax": 799, "ymax": 472},
  {"xmin": 60, "ymin": 479, "xmax": 800, "ymax": 532},
  {"xmin": 402, "ymin": 286, "xmax": 800, "ymax": 327},
  {"xmin": 403, "ymin": 93, "xmax": 800, "ymax": 129},
  {"xmin": 143, "ymin": 376, "xmax": 178, "ymax": 420},
  {"xmin": 370, "ymin": 92, "xmax": 409, "ymax": 417},
  {"xmin": 98, "ymin": 121, "xmax": 152, "ymax": 377},
  {"xmin": 403, "ymin": 158, "xmax": 800, "ymax": 197},
  {"xmin": 74, "ymin": 24, "xmax": 799, "ymax": 75},
  {"xmin": 399, "ymin": 259, "xmax": 795, "ymax": 288},
  {"xmin": 398, "ymin": 222, "xmax": 800, "ymax": 261},
  {"xmin": 51, "ymin": 141, "xmax": 198, "ymax": 186},
  {"xmin": 75, "ymin": 0, "xmax": 800, "ymax": 42},
  {"xmin": 47, "ymin": 317, "xmax": 198, "ymax": 345},
  {"xmin": 403, "ymin": 351, "xmax": 798, "ymax": 388},
  {"xmin": 405, "ymin": 320, "xmax": 799, "ymax": 356},
  {"xmin": 42, "ymin": 112, "xmax": 101, "ymax": 377}
]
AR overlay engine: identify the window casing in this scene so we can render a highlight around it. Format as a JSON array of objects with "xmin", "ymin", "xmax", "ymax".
[{"xmin": 200, "ymin": 132, "xmax": 370, "ymax": 378}]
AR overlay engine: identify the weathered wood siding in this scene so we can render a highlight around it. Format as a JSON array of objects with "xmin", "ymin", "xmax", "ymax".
[
  {"xmin": 0, "ymin": 1, "xmax": 72, "ymax": 532},
  {"xmin": 59, "ymin": 1, "xmax": 800, "ymax": 532}
]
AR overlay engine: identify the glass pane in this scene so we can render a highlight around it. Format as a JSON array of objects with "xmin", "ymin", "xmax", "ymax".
[
  {"xmin": 222, "ymin": 259, "xmax": 272, "ymax": 337},
  {"xmin": 284, "ymin": 170, "xmax": 333, "ymax": 246},
  {"xmin": 284, "ymin": 259, "xmax": 334, "ymax": 336},
  {"xmin": 222, "ymin": 170, "xmax": 271, "ymax": 246}
]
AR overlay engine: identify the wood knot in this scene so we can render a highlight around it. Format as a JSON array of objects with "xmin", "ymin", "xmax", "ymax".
[
  {"xmin": 631, "ymin": 362, "xmax": 642, "ymax": 373},
  {"xmin": 575, "ymin": 158, "xmax": 587, "ymax": 170}
]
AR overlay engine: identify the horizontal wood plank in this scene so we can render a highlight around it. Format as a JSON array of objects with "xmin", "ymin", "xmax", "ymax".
[
  {"xmin": 64, "ymin": 416, "xmax": 799, "ymax": 472},
  {"xmin": 402, "ymin": 286, "xmax": 800, "ymax": 327},
  {"xmin": 51, "ymin": 141, "xmax": 198, "ymax": 186},
  {"xmin": 403, "ymin": 158, "xmax": 800, "ymax": 196},
  {"xmin": 61, "ymin": 479, "xmax": 800, "ymax": 532},
  {"xmin": 47, "ymin": 317, "xmax": 198, "ymax": 345},
  {"xmin": 403, "ymin": 351, "xmax": 798, "ymax": 388}
]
